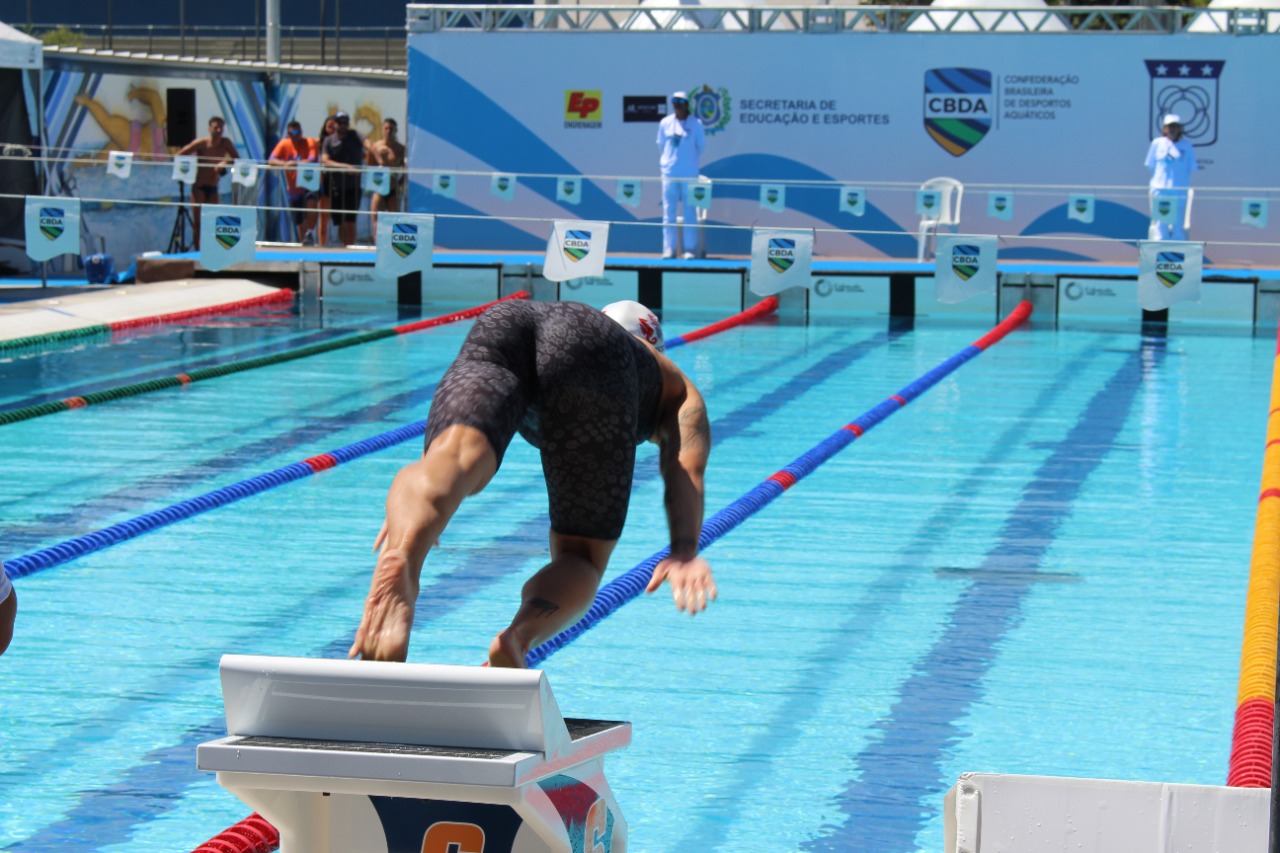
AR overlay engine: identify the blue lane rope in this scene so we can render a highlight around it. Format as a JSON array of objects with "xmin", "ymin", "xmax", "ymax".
[{"xmin": 526, "ymin": 301, "xmax": 1033, "ymax": 666}]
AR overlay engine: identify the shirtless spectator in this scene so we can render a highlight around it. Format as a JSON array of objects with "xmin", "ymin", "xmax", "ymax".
[
  {"xmin": 366, "ymin": 118, "xmax": 406, "ymax": 234},
  {"xmin": 175, "ymin": 116, "xmax": 239, "ymax": 248}
]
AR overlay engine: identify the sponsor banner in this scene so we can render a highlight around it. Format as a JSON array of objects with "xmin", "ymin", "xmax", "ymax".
[
  {"xmin": 987, "ymin": 191, "xmax": 1014, "ymax": 221},
  {"xmin": 616, "ymin": 178, "xmax": 641, "ymax": 208},
  {"xmin": 231, "ymin": 159, "xmax": 259, "ymax": 187},
  {"xmin": 556, "ymin": 176, "xmax": 581, "ymax": 204},
  {"xmin": 106, "ymin": 150, "xmax": 133, "ymax": 179},
  {"xmin": 564, "ymin": 89, "xmax": 603, "ymax": 128},
  {"xmin": 491, "ymin": 173, "xmax": 516, "ymax": 201},
  {"xmin": 1068, "ymin": 193, "xmax": 1095, "ymax": 224},
  {"xmin": 623, "ymin": 95, "xmax": 667, "ymax": 123},
  {"xmin": 1150, "ymin": 192, "xmax": 1179, "ymax": 226},
  {"xmin": 172, "ymin": 155, "xmax": 197, "ymax": 186},
  {"xmin": 24, "ymin": 196, "xmax": 81, "ymax": 261},
  {"xmin": 935, "ymin": 234, "xmax": 997, "ymax": 303},
  {"xmin": 760, "ymin": 183, "xmax": 785, "ymax": 212},
  {"xmin": 199, "ymin": 204, "xmax": 257, "ymax": 272},
  {"xmin": 1138, "ymin": 240, "xmax": 1202, "ymax": 310},
  {"xmin": 839, "ymin": 186, "xmax": 866, "ymax": 217},
  {"xmin": 1242, "ymin": 198, "xmax": 1268, "ymax": 230},
  {"xmin": 432, "ymin": 172, "xmax": 457, "ymax": 199},
  {"xmin": 296, "ymin": 162, "xmax": 322, "ymax": 192},
  {"xmin": 364, "ymin": 167, "xmax": 392, "ymax": 196},
  {"xmin": 917, "ymin": 189, "xmax": 942, "ymax": 218},
  {"xmin": 750, "ymin": 227, "xmax": 813, "ymax": 296},
  {"xmin": 543, "ymin": 219, "xmax": 609, "ymax": 282},
  {"xmin": 376, "ymin": 212, "xmax": 436, "ymax": 276},
  {"xmin": 690, "ymin": 180, "xmax": 713, "ymax": 210}
]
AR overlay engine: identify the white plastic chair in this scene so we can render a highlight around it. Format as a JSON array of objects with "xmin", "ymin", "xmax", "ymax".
[{"xmin": 916, "ymin": 176, "xmax": 964, "ymax": 262}]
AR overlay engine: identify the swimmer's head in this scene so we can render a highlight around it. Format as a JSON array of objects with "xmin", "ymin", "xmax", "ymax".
[{"xmin": 602, "ymin": 300, "xmax": 664, "ymax": 353}]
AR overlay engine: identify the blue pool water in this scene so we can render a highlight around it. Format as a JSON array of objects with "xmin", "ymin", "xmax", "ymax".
[{"xmin": 0, "ymin": 300, "xmax": 1270, "ymax": 852}]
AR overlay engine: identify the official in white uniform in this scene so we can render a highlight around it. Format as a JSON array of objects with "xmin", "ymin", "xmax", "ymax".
[
  {"xmin": 656, "ymin": 91, "xmax": 707, "ymax": 259},
  {"xmin": 1145, "ymin": 113, "xmax": 1197, "ymax": 241}
]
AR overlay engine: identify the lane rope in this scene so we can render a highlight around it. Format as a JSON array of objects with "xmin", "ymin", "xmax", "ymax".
[
  {"xmin": 0, "ymin": 292, "xmax": 531, "ymax": 427},
  {"xmin": 1226, "ymin": 322, "xmax": 1280, "ymax": 787}
]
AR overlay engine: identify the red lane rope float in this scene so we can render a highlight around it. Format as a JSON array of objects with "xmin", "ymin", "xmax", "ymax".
[
  {"xmin": 109, "ymin": 288, "xmax": 296, "ymax": 334},
  {"xmin": 526, "ymin": 300, "xmax": 1032, "ymax": 668},
  {"xmin": 1226, "ymin": 322, "xmax": 1280, "ymax": 787},
  {"xmin": 190, "ymin": 815, "xmax": 278, "ymax": 853},
  {"xmin": 665, "ymin": 296, "xmax": 779, "ymax": 349},
  {"xmin": 0, "ymin": 292, "xmax": 531, "ymax": 427}
]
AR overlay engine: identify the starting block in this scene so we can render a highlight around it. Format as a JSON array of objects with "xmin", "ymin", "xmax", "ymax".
[{"xmin": 198, "ymin": 655, "xmax": 630, "ymax": 852}]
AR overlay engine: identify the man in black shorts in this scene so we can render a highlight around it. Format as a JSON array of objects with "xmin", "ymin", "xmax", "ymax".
[
  {"xmin": 320, "ymin": 111, "xmax": 364, "ymax": 246},
  {"xmin": 350, "ymin": 300, "xmax": 716, "ymax": 667}
]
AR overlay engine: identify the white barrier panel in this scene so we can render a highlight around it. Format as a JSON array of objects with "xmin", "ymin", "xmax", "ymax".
[
  {"xmin": 199, "ymin": 655, "xmax": 631, "ymax": 853},
  {"xmin": 944, "ymin": 772, "xmax": 1268, "ymax": 853}
]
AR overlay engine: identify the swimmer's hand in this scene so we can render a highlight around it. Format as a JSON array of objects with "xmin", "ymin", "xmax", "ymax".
[
  {"xmin": 646, "ymin": 554, "xmax": 716, "ymax": 615},
  {"xmin": 349, "ymin": 549, "xmax": 418, "ymax": 662}
]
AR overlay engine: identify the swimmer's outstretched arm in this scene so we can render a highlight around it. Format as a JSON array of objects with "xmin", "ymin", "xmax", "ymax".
[
  {"xmin": 349, "ymin": 425, "xmax": 497, "ymax": 661},
  {"xmin": 646, "ymin": 375, "xmax": 717, "ymax": 614}
]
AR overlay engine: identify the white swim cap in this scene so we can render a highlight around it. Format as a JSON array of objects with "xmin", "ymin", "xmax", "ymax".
[{"xmin": 602, "ymin": 300, "xmax": 664, "ymax": 352}]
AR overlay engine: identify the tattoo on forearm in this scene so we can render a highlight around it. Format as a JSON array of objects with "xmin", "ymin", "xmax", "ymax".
[
  {"xmin": 678, "ymin": 403, "xmax": 710, "ymax": 453},
  {"xmin": 530, "ymin": 597, "xmax": 561, "ymax": 618}
]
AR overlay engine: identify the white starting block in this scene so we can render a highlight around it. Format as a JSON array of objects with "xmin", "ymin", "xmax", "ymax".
[
  {"xmin": 198, "ymin": 655, "xmax": 630, "ymax": 853},
  {"xmin": 945, "ymin": 772, "xmax": 1269, "ymax": 852}
]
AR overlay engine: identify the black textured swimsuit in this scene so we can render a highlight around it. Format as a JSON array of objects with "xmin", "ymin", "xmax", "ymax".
[{"xmin": 423, "ymin": 300, "xmax": 664, "ymax": 541}]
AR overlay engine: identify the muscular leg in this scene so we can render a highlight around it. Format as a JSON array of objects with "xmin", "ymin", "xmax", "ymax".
[
  {"xmin": 350, "ymin": 424, "xmax": 498, "ymax": 662},
  {"xmin": 489, "ymin": 532, "xmax": 617, "ymax": 668}
]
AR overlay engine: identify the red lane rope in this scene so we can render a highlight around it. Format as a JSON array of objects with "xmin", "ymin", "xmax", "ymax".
[{"xmin": 110, "ymin": 289, "xmax": 295, "ymax": 334}]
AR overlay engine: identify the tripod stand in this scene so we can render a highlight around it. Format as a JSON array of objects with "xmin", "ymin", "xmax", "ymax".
[{"xmin": 168, "ymin": 181, "xmax": 196, "ymax": 253}]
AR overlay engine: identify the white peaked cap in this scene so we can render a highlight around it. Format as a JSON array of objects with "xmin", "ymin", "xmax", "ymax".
[{"xmin": 602, "ymin": 300, "xmax": 664, "ymax": 352}]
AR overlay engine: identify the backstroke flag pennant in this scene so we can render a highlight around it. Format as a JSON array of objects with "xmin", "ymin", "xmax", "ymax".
[
  {"xmin": 231, "ymin": 159, "xmax": 258, "ymax": 187},
  {"xmin": 172, "ymin": 155, "xmax": 197, "ymax": 185},
  {"xmin": 25, "ymin": 196, "xmax": 80, "ymax": 261},
  {"xmin": 376, "ymin": 213, "xmax": 435, "ymax": 277},
  {"xmin": 432, "ymin": 172, "xmax": 456, "ymax": 199},
  {"xmin": 1067, "ymin": 193, "xmax": 1095, "ymax": 224},
  {"xmin": 1138, "ymin": 240, "xmax": 1202, "ymax": 311},
  {"xmin": 556, "ymin": 177, "xmax": 580, "ymax": 205},
  {"xmin": 296, "ymin": 162, "xmax": 321, "ymax": 192},
  {"xmin": 1150, "ymin": 193, "xmax": 1178, "ymax": 227},
  {"xmin": 491, "ymin": 173, "xmax": 516, "ymax": 201},
  {"xmin": 760, "ymin": 184, "xmax": 785, "ymax": 213},
  {"xmin": 1242, "ymin": 198, "xmax": 1269, "ymax": 230},
  {"xmin": 690, "ymin": 180, "xmax": 713, "ymax": 210},
  {"xmin": 987, "ymin": 191, "xmax": 1013, "ymax": 221},
  {"xmin": 750, "ymin": 228, "xmax": 813, "ymax": 296},
  {"xmin": 199, "ymin": 204, "xmax": 257, "ymax": 272},
  {"xmin": 616, "ymin": 178, "xmax": 641, "ymax": 208},
  {"xmin": 543, "ymin": 219, "xmax": 609, "ymax": 282},
  {"xmin": 106, "ymin": 150, "xmax": 133, "ymax": 180},
  {"xmin": 364, "ymin": 167, "xmax": 391, "ymax": 196},
  {"xmin": 917, "ymin": 189, "xmax": 941, "ymax": 217},
  {"xmin": 935, "ymin": 234, "xmax": 997, "ymax": 304},
  {"xmin": 839, "ymin": 186, "xmax": 866, "ymax": 217}
]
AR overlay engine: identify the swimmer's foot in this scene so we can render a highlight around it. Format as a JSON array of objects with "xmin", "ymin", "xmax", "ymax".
[{"xmin": 488, "ymin": 628, "xmax": 528, "ymax": 668}]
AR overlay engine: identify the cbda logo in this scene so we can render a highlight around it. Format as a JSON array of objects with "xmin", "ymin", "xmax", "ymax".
[
  {"xmin": 563, "ymin": 229, "xmax": 591, "ymax": 262},
  {"xmin": 767, "ymin": 237, "xmax": 796, "ymax": 274},
  {"xmin": 39, "ymin": 207, "xmax": 64, "ymax": 241},
  {"xmin": 924, "ymin": 68, "xmax": 993, "ymax": 157},
  {"xmin": 1156, "ymin": 251, "xmax": 1184, "ymax": 288},
  {"xmin": 689, "ymin": 84, "xmax": 731, "ymax": 135},
  {"xmin": 215, "ymin": 216, "xmax": 241, "ymax": 250},
  {"xmin": 951, "ymin": 244, "xmax": 980, "ymax": 281},
  {"xmin": 391, "ymin": 222, "xmax": 418, "ymax": 258}
]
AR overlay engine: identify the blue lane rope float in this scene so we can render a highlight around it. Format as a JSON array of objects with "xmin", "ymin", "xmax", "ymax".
[
  {"xmin": 3, "ymin": 301, "xmax": 780, "ymax": 583},
  {"xmin": 526, "ymin": 300, "xmax": 1034, "ymax": 666}
]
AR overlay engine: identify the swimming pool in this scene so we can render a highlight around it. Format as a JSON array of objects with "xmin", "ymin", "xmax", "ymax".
[{"xmin": 0, "ymin": 301, "xmax": 1268, "ymax": 852}]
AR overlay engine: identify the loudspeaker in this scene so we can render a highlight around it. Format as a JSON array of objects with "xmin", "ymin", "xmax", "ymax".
[{"xmin": 166, "ymin": 88, "xmax": 197, "ymax": 148}]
